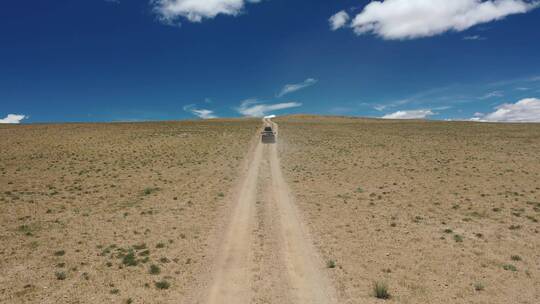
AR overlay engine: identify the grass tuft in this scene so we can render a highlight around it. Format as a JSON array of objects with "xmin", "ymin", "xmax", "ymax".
[
  {"xmin": 373, "ymin": 281, "xmax": 390, "ymax": 299},
  {"xmin": 326, "ymin": 260, "xmax": 336, "ymax": 268}
]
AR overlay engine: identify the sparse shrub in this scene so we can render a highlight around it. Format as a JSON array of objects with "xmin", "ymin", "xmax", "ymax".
[
  {"xmin": 160, "ymin": 257, "xmax": 170, "ymax": 263},
  {"xmin": 156, "ymin": 242, "xmax": 165, "ymax": 249},
  {"xmin": 443, "ymin": 228, "xmax": 453, "ymax": 234},
  {"xmin": 133, "ymin": 243, "xmax": 147, "ymax": 250},
  {"xmin": 54, "ymin": 250, "xmax": 65, "ymax": 256},
  {"xmin": 18, "ymin": 225, "xmax": 32, "ymax": 236},
  {"xmin": 138, "ymin": 249, "xmax": 150, "ymax": 257},
  {"xmin": 503, "ymin": 264, "xmax": 517, "ymax": 271},
  {"xmin": 474, "ymin": 282, "xmax": 484, "ymax": 291},
  {"xmin": 143, "ymin": 188, "xmax": 158, "ymax": 195},
  {"xmin": 55, "ymin": 272, "xmax": 66, "ymax": 280},
  {"xmin": 122, "ymin": 251, "xmax": 138, "ymax": 266},
  {"xmin": 510, "ymin": 255, "xmax": 522, "ymax": 261},
  {"xmin": 155, "ymin": 280, "xmax": 170, "ymax": 290},
  {"xmin": 149, "ymin": 264, "xmax": 161, "ymax": 275},
  {"xmin": 509, "ymin": 225, "xmax": 521, "ymax": 230},
  {"xmin": 526, "ymin": 215, "xmax": 538, "ymax": 223},
  {"xmin": 326, "ymin": 260, "xmax": 336, "ymax": 268},
  {"xmin": 373, "ymin": 281, "xmax": 390, "ymax": 299},
  {"xmin": 453, "ymin": 234, "xmax": 463, "ymax": 242},
  {"xmin": 110, "ymin": 288, "xmax": 120, "ymax": 295}
]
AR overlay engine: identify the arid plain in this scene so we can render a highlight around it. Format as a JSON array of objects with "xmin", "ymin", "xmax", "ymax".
[
  {"xmin": 0, "ymin": 119, "xmax": 260, "ymax": 303},
  {"xmin": 1, "ymin": 116, "xmax": 539, "ymax": 304},
  {"xmin": 276, "ymin": 116, "xmax": 540, "ymax": 304}
]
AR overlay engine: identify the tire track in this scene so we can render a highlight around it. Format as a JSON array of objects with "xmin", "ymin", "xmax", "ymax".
[
  {"xmin": 205, "ymin": 143, "xmax": 262, "ymax": 304},
  {"xmin": 203, "ymin": 119, "xmax": 337, "ymax": 304}
]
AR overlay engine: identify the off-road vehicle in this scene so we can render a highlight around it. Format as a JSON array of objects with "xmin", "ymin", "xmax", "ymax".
[{"xmin": 261, "ymin": 126, "xmax": 276, "ymax": 144}]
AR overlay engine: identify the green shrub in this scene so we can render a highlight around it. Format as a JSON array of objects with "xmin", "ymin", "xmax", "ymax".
[
  {"xmin": 155, "ymin": 280, "xmax": 170, "ymax": 290},
  {"xmin": 149, "ymin": 264, "xmax": 161, "ymax": 275}
]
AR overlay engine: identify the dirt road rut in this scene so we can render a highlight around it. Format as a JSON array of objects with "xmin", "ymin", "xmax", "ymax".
[{"xmin": 203, "ymin": 119, "xmax": 337, "ymax": 304}]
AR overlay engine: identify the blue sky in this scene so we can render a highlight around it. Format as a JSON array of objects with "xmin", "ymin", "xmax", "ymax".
[{"xmin": 1, "ymin": 0, "xmax": 540, "ymax": 123}]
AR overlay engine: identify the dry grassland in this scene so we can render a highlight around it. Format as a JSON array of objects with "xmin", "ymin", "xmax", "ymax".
[
  {"xmin": 276, "ymin": 115, "xmax": 540, "ymax": 304},
  {"xmin": 0, "ymin": 119, "xmax": 259, "ymax": 303}
]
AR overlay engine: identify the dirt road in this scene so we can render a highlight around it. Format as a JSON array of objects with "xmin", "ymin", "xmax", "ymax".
[{"xmin": 203, "ymin": 119, "xmax": 337, "ymax": 304}]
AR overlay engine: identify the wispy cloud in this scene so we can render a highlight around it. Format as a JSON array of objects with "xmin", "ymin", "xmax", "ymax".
[
  {"xmin": 237, "ymin": 99, "xmax": 302, "ymax": 117},
  {"xmin": 0, "ymin": 114, "xmax": 28, "ymax": 124},
  {"xmin": 329, "ymin": 11, "xmax": 350, "ymax": 31},
  {"xmin": 152, "ymin": 0, "xmax": 262, "ymax": 25},
  {"xmin": 472, "ymin": 98, "xmax": 540, "ymax": 122},
  {"xmin": 373, "ymin": 85, "xmax": 457, "ymax": 111},
  {"xmin": 382, "ymin": 109, "xmax": 434, "ymax": 120},
  {"xmin": 463, "ymin": 35, "xmax": 487, "ymax": 40},
  {"xmin": 338, "ymin": 0, "xmax": 540, "ymax": 40},
  {"xmin": 183, "ymin": 104, "xmax": 217, "ymax": 119},
  {"xmin": 277, "ymin": 78, "xmax": 317, "ymax": 97},
  {"xmin": 478, "ymin": 90, "xmax": 504, "ymax": 99}
]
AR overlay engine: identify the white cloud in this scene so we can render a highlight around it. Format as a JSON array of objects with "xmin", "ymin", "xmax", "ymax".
[
  {"xmin": 237, "ymin": 99, "xmax": 302, "ymax": 117},
  {"xmin": 0, "ymin": 114, "xmax": 28, "ymax": 124},
  {"xmin": 473, "ymin": 98, "xmax": 540, "ymax": 122},
  {"xmin": 277, "ymin": 78, "xmax": 317, "ymax": 97},
  {"xmin": 183, "ymin": 105, "xmax": 217, "ymax": 119},
  {"xmin": 152, "ymin": 0, "xmax": 261, "ymax": 24},
  {"xmin": 348, "ymin": 0, "xmax": 539, "ymax": 40},
  {"xmin": 329, "ymin": 10, "xmax": 350, "ymax": 30},
  {"xmin": 382, "ymin": 109, "xmax": 434, "ymax": 119}
]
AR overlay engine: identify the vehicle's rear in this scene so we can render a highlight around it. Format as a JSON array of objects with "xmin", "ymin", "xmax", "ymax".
[{"xmin": 261, "ymin": 127, "xmax": 276, "ymax": 143}]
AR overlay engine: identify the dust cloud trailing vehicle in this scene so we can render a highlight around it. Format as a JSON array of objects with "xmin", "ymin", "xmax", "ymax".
[{"xmin": 261, "ymin": 126, "xmax": 276, "ymax": 144}]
